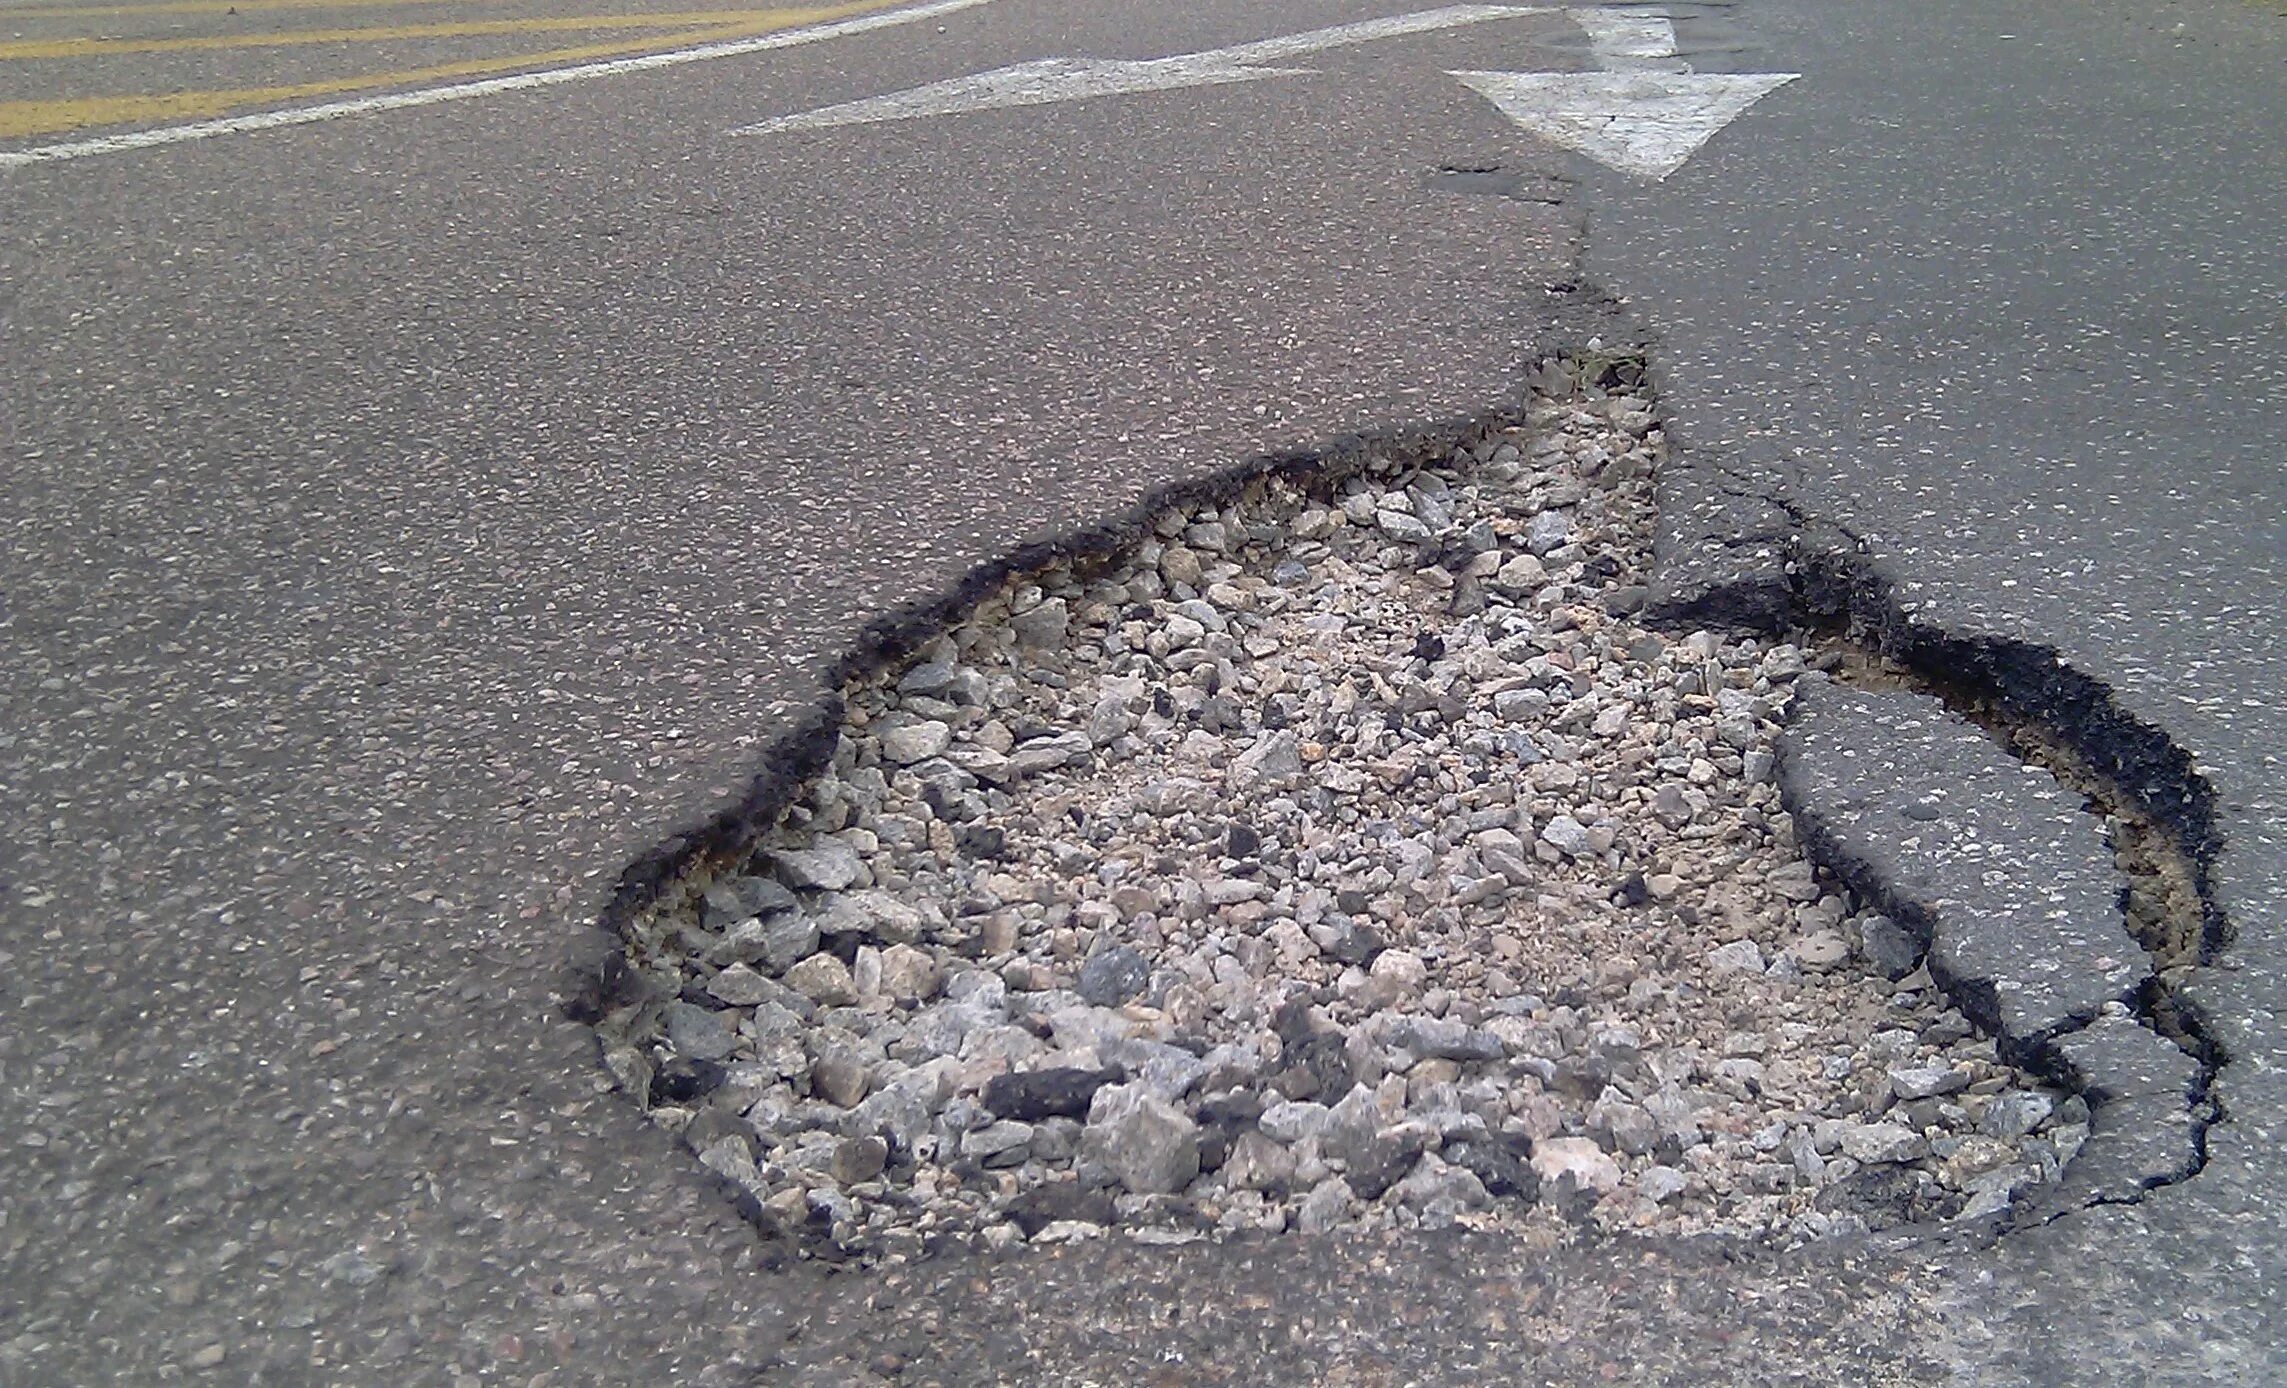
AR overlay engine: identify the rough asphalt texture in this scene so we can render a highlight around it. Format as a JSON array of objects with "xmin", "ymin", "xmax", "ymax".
[
  {"xmin": 1777, "ymin": 678, "xmax": 2207, "ymax": 1206},
  {"xmin": 607, "ymin": 395, "xmax": 2095, "ymax": 1262},
  {"xmin": 5, "ymin": 0, "xmax": 2285, "ymax": 1385},
  {"xmin": 1778, "ymin": 678, "xmax": 2140, "ymax": 1046},
  {"xmin": 1588, "ymin": 0, "xmax": 2287, "ymax": 1379},
  {"xmin": 0, "ymin": 2, "xmax": 1591, "ymax": 1381}
]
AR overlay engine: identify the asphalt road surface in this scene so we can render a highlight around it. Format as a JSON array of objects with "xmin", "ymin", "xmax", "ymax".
[{"xmin": 2, "ymin": 0, "xmax": 2282, "ymax": 1382}]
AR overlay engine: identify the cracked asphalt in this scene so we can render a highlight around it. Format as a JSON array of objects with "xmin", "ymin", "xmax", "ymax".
[
  {"xmin": 1, "ymin": 1, "xmax": 1587, "ymax": 1380},
  {"xmin": 1590, "ymin": 0, "xmax": 2287, "ymax": 1378},
  {"xmin": 4, "ymin": 0, "xmax": 2283, "ymax": 1382}
]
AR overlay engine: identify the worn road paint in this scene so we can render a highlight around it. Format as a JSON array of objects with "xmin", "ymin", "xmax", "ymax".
[
  {"xmin": 736, "ymin": 4, "xmax": 1548, "ymax": 134},
  {"xmin": 1451, "ymin": 5, "xmax": 1796, "ymax": 179},
  {"xmin": 0, "ymin": 23, "xmax": 784, "ymax": 139},
  {"xmin": 0, "ymin": 30, "xmax": 741, "ymax": 140},
  {"xmin": 741, "ymin": 54, "xmax": 1307, "ymax": 131},
  {"xmin": 0, "ymin": 0, "xmax": 987, "ymax": 166},
  {"xmin": 1450, "ymin": 69, "xmax": 1795, "ymax": 178},
  {"xmin": 0, "ymin": 11, "xmax": 841, "ymax": 62},
  {"xmin": 8, "ymin": 0, "xmax": 459, "ymax": 16},
  {"xmin": 1564, "ymin": 7, "xmax": 1686, "ymax": 72}
]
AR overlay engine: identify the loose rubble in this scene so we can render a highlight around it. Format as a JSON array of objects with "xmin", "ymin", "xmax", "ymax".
[{"xmin": 599, "ymin": 374, "xmax": 2089, "ymax": 1264}]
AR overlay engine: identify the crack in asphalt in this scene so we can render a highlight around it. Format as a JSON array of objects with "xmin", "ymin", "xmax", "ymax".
[
  {"xmin": 1667, "ymin": 479, "xmax": 2229, "ymax": 1219},
  {"xmin": 567, "ymin": 365, "xmax": 2218, "ymax": 1268}
]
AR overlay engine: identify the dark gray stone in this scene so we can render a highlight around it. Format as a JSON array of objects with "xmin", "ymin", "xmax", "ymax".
[
  {"xmin": 1525, "ymin": 511, "xmax": 1573, "ymax": 556},
  {"xmin": 1077, "ymin": 946, "xmax": 1151, "ymax": 1007},
  {"xmin": 832, "ymin": 1135, "xmax": 889, "ymax": 1185},
  {"xmin": 647, "ymin": 1056, "xmax": 724, "ymax": 1107},
  {"xmin": 754, "ymin": 916, "xmax": 824, "ymax": 975},
  {"xmin": 1231, "ymin": 729, "xmax": 1304, "ymax": 788},
  {"xmin": 1444, "ymin": 1138, "xmax": 1539, "ymax": 1201},
  {"xmin": 1813, "ymin": 1165, "xmax": 1960, "ymax": 1231},
  {"xmin": 1651, "ymin": 784, "xmax": 1694, "ymax": 829},
  {"xmin": 1856, "ymin": 914, "xmax": 1923, "ymax": 979},
  {"xmin": 1382, "ymin": 1016, "xmax": 1503, "ymax": 1063},
  {"xmin": 772, "ymin": 842, "xmax": 863, "ymax": 892},
  {"xmin": 1007, "ymin": 731, "xmax": 1094, "ymax": 778},
  {"xmin": 1322, "ymin": 1085, "xmax": 1427, "ymax": 1201},
  {"xmin": 898, "ymin": 662, "xmax": 988, "ymax": 706},
  {"xmin": 953, "ymin": 823, "xmax": 1007, "ymax": 859},
  {"xmin": 1267, "ymin": 1032, "xmax": 1353, "ymax": 1104},
  {"xmin": 700, "ymin": 874, "xmax": 799, "ymax": 929},
  {"xmin": 981, "ymin": 1068, "xmax": 1119, "ymax": 1123},
  {"xmin": 1979, "ymin": 1091, "xmax": 2054, "ymax": 1141},
  {"xmin": 960, "ymin": 1120, "xmax": 1035, "ymax": 1167},
  {"xmin": 1003, "ymin": 1183, "xmax": 1116, "ymax": 1239},
  {"xmin": 662, "ymin": 1001, "xmax": 736, "ymax": 1062},
  {"xmin": 1080, "ymin": 1084, "xmax": 1200, "ymax": 1195},
  {"xmin": 1321, "ymin": 918, "xmax": 1384, "ymax": 967}
]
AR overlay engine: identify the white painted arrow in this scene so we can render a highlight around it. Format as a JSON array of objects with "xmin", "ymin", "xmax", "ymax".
[
  {"xmin": 736, "ymin": 4, "xmax": 1547, "ymax": 134},
  {"xmin": 1452, "ymin": 69, "xmax": 1797, "ymax": 178},
  {"xmin": 1452, "ymin": 9, "xmax": 1797, "ymax": 179}
]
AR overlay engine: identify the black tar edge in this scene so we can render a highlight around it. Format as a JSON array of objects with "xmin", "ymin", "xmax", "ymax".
[
  {"xmin": 562, "ymin": 343, "xmax": 1641, "ymax": 1029},
  {"xmin": 1652, "ymin": 449, "xmax": 2230, "ymax": 1216}
]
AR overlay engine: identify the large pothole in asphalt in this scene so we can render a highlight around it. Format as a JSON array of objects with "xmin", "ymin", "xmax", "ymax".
[{"xmin": 591, "ymin": 367, "xmax": 2136, "ymax": 1265}]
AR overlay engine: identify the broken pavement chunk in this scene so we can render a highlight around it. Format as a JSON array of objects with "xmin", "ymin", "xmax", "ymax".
[
  {"xmin": 1778, "ymin": 678, "xmax": 2140, "ymax": 1047},
  {"xmin": 2049, "ymin": 1013, "xmax": 2205, "ymax": 1197}
]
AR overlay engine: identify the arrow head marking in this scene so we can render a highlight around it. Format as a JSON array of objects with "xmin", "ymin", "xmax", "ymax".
[{"xmin": 1451, "ymin": 69, "xmax": 1798, "ymax": 179}]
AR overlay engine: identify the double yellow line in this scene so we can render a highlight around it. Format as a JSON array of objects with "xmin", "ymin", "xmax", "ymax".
[
  {"xmin": 1, "ymin": 10, "xmax": 848, "ymax": 60},
  {"xmin": 0, "ymin": 0, "xmax": 909, "ymax": 139},
  {"xmin": 8, "ymin": 0, "xmax": 463, "ymax": 15}
]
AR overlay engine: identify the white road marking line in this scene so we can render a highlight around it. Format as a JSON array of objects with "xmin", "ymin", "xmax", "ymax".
[
  {"xmin": 740, "ymin": 55, "xmax": 1310, "ymax": 131},
  {"xmin": 734, "ymin": 4, "xmax": 1549, "ymax": 134},
  {"xmin": 0, "ymin": 0, "xmax": 993, "ymax": 170},
  {"xmin": 1204, "ymin": 4, "xmax": 1546, "ymax": 65},
  {"xmin": 1566, "ymin": 7, "xmax": 1684, "ymax": 71},
  {"xmin": 1451, "ymin": 5, "xmax": 1796, "ymax": 179}
]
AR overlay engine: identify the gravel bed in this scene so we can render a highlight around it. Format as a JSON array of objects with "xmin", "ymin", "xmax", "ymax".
[{"xmin": 600, "ymin": 375, "xmax": 2086, "ymax": 1264}]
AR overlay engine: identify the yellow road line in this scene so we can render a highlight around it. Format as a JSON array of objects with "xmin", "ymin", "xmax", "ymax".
[
  {"xmin": 2, "ymin": 0, "xmax": 457, "ymax": 17},
  {"xmin": 0, "ymin": 10, "xmax": 814, "ymax": 60},
  {"xmin": 0, "ymin": 0, "xmax": 988, "ymax": 162},
  {"xmin": 0, "ymin": 2, "xmax": 884, "ymax": 137}
]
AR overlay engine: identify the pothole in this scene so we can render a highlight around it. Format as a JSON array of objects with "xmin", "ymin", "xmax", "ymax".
[{"xmin": 589, "ymin": 360, "xmax": 2111, "ymax": 1265}]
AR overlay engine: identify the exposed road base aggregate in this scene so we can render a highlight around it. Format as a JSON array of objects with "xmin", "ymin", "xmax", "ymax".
[{"xmin": 593, "ymin": 371, "xmax": 2169, "ymax": 1265}]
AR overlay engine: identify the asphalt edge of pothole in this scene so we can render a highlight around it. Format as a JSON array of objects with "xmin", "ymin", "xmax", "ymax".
[
  {"xmin": 554, "ymin": 244, "xmax": 1644, "ymax": 1038},
  {"xmin": 555, "ymin": 351, "xmax": 1634, "ymax": 1029},
  {"xmin": 551, "ymin": 334, "xmax": 2174, "ymax": 1269},
  {"xmin": 551, "ymin": 382, "xmax": 1593, "ymax": 1248},
  {"xmin": 1648, "ymin": 454, "xmax": 2231, "ymax": 1233}
]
